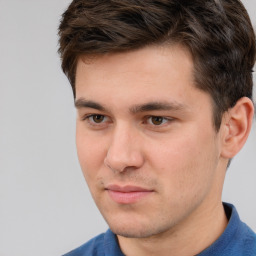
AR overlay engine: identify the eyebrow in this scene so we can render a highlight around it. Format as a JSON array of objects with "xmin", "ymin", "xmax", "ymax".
[
  {"xmin": 130, "ymin": 101, "xmax": 188, "ymax": 114},
  {"xmin": 75, "ymin": 98, "xmax": 107, "ymax": 112},
  {"xmin": 75, "ymin": 98, "xmax": 188, "ymax": 114}
]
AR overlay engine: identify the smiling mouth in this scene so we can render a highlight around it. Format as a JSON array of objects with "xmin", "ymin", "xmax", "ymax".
[{"xmin": 105, "ymin": 185, "xmax": 154, "ymax": 204}]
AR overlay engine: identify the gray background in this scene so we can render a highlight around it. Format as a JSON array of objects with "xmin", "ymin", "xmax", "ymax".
[{"xmin": 0, "ymin": 1, "xmax": 255, "ymax": 255}]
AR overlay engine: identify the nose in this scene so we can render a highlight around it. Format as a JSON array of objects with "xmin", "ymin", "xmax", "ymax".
[{"xmin": 104, "ymin": 124, "xmax": 144, "ymax": 173}]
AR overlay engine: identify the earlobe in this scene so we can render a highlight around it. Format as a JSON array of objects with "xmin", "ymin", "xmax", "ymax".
[{"xmin": 220, "ymin": 97, "xmax": 254, "ymax": 159}]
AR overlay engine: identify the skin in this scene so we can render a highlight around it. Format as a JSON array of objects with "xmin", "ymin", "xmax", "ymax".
[{"xmin": 75, "ymin": 45, "xmax": 254, "ymax": 256}]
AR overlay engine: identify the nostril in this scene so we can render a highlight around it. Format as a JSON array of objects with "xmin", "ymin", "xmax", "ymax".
[
  {"xmin": 104, "ymin": 155, "xmax": 126, "ymax": 173},
  {"xmin": 104, "ymin": 159, "xmax": 120, "ymax": 173},
  {"xmin": 104, "ymin": 132, "xmax": 145, "ymax": 172}
]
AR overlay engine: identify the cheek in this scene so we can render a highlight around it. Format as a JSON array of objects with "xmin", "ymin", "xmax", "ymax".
[
  {"xmin": 147, "ymin": 134, "xmax": 199, "ymax": 171},
  {"xmin": 147, "ymin": 130, "xmax": 218, "ymax": 195},
  {"xmin": 76, "ymin": 128, "xmax": 107, "ymax": 181}
]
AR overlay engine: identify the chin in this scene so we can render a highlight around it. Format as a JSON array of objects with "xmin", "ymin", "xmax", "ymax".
[
  {"xmin": 107, "ymin": 219, "xmax": 172, "ymax": 239},
  {"xmin": 111, "ymin": 227, "xmax": 156, "ymax": 239}
]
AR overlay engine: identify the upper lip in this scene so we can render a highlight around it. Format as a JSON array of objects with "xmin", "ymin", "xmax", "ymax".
[{"xmin": 106, "ymin": 184, "xmax": 153, "ymax": 192}]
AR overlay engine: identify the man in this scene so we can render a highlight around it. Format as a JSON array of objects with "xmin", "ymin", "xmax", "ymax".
[{"xmin": 58, "ymin": 0, "xmax": 256, "ymax": 255}]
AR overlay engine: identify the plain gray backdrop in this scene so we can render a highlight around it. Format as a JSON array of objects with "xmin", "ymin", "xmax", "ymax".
[{"xmin": 0, "ymin": 1, "xmax": 255, "ymax": 255}]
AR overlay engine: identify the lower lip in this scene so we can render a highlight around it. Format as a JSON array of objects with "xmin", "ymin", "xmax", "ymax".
[{"xmin": 107, "ymin": 190, "xmax": 153, "ymax": 204}]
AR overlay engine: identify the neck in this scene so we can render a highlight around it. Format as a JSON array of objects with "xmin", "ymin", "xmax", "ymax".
[{"xmin": 117, "ymin": 200, "xmax": 228, "ymax": 256}]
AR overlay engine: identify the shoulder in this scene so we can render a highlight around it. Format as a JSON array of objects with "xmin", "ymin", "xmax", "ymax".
[
  {"xmin": 63, "ymin": 229, "xmax": 124, "ymax": 256},
  {"xmin": 199, "ymin": 203, "xmax": 256, "ymax": 256},
  {"xmin": 238, "ymin": 222, "xmax": 256, "ymax": 255},
  {"xmin": 63, "ymin": 232, "xmax": 106, "ymax": 256},
  {"xmin": 228, "ymin": 204, "xmax": 256, "ymax": 254}
]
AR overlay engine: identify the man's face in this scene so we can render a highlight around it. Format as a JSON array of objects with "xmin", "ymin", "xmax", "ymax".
[{"xmin": 75, "ymin": 45, "xmax": 226, "ymax": 238}]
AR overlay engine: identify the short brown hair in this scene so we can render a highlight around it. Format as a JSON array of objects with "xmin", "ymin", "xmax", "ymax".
[{"xmin": 58, "ymin": 0, "xmax": 256, "ymax": 130}]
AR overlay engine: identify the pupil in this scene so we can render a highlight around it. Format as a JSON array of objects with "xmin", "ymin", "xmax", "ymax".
[
  {"xmin": 93, "ymin": 115, "xmax": 104, "ymax": 123},
  {"xmin": 152, "ymin": 117, "xmax": 163, "ymax": 125}
]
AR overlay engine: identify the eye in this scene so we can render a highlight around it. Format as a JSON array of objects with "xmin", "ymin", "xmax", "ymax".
[
  {"xmin": 147, "ymin": 116, "xmax": 168, "ymax": 126},
  {"xmin": 89, "ymin": 114, "xmax": 106, "ymax": 123},
  {"xmin": 83, "ymin": 114, "xmax": 109, "ymax": 126}
]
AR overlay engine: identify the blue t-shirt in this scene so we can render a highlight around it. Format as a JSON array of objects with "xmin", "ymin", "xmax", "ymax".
[{"xmin": 64, "ymin": 203, "xmax": 256, "ymax": 256}]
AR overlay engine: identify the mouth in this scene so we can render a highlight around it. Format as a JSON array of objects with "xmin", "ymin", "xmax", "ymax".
[{"xmin": 105, "ymin": 184, "xmax": 154, "ymax": 204}]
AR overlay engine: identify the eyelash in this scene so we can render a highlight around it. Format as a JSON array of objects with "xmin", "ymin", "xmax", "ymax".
[
  {"xmin": 82, "ymin": 114, "xmax": 174, "ymax": 127},
  {"xmin": 144, "ymin": 116, "xmax": 171, "ymax": 126},
  {"xmin": 82, "ymin": 114, "xmax": 109, "ymax": 126}
]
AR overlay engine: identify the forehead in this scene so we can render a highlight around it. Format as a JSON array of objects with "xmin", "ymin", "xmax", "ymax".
[
  {"xmin": 77, "ymin": 44, "xmax": 193, "ymax": 77},
  {"xmin": 75, "ymin": 45, "xmax": 212, "ymax": 113}
]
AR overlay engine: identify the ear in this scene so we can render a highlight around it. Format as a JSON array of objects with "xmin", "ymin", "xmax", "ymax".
[{"xmin": 220, "ymin": 97, "xmax": 254, "ymax": 159}]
